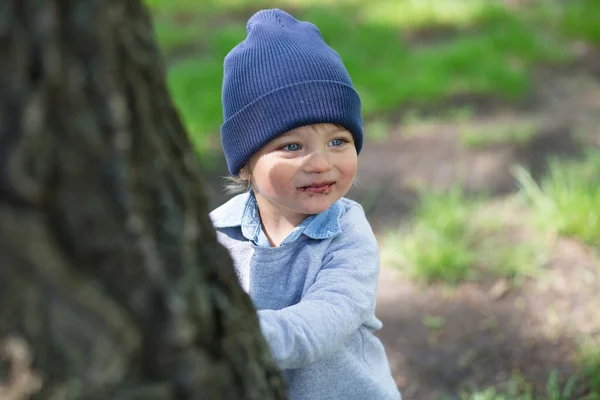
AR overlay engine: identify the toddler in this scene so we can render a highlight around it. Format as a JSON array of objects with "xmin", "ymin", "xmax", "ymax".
[{"xmin": 210, "ymin": 9, "xmax": 401, "ymax": 400}]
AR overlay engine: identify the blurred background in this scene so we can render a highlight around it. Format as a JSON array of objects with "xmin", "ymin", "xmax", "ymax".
[{"xmin": 146, "ymin": 1, "xmax": 600, "ymax": 399}]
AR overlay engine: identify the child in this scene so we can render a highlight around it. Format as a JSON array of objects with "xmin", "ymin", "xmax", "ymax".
[{"xmin": 210, "ymin": 9, "xmax": 402, "ymax": 400}]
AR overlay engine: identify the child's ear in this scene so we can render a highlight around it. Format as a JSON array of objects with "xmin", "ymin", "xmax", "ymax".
[{"xmin": 239, "ymin": 166, "xmax": 250, "ymax": 181}]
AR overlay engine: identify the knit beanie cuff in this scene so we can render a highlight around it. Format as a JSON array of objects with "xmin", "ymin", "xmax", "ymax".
[{"xmin": 221, "ymin": 80, "xmax": 363, "ymax": 176}]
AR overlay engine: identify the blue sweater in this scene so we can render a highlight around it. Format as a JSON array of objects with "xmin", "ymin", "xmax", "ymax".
[{"xmin": 210, "ymin": 193, "xmax": 401, "ymax": 400}]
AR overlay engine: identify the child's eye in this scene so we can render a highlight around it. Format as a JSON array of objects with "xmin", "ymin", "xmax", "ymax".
[
  {"xmin": 281, "ymin": 143, "xmax": 302, "ymax": 152},
  {"xmin": 329, "ymin": 138, "xmax": 349, "ymax": 147}
]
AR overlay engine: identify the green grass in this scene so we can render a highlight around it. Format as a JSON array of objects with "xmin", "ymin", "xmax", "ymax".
[
  {"xmin": 457, "ymin": 352, "xmax": 600, "ymax": 400},
  {"xmin": 514, "ymin": 150, "xmax": 600, "ymax": 247},
  {"xmin": 164, "ymin": 23, "xmax": 247, "ymax": 155},
  {"xmin": 143, "ymin": 0, "xmax": 593, "ymax": 157},
  {"xmin": 585, "ymin": 356, "xmax": 600, "ymax": 399},
  {"xmin": 381, "ymin": 188, "xmax": 477, "ymax": 283},
  {"xmin": 458, "ymin": 370, "xmax": 580, "ymax": 400},
  {"xmin": 451, "ymin": 336, "xmax": 600, "ymax": 400},
  {"xmin": 580, "ymin": 338, "xmax": 600, "ymax": 399},
  {"xmin": 151, "ymin": 19, "xmax": 203, "ymax": 53},
  {"xmin": 146, "ymin": 0, "xmax": 491, "ymax": 25},
  {"xmin": 380, "ymin": 189, "xmax": 547, "ymax": 284},
  {"xmin": 561, "ymin": 0, "xmax": 600, "ymax": 45}
]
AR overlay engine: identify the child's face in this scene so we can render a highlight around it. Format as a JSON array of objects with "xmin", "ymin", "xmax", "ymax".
[{"xmin": 241, "ymin": 123, "xmax": 357, "ymax": 220}]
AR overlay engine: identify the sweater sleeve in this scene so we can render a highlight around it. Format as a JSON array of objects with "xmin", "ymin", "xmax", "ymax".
[{"xmin": 257, "ymin": 205, "xmax": 380, "ymax": 370}]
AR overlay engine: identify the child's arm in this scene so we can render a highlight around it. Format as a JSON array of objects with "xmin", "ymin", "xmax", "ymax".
[{"xmin": 257, "ymin": 206, "xmax": 379, "ymax": 370}]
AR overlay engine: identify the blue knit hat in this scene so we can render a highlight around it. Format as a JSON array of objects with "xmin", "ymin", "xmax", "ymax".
[{"xmin": 220, "ymin": 9, "xmax": 363, "ymax": 176}]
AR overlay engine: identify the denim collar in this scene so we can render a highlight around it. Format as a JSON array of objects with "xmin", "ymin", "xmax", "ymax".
[{"xmin": 211, "ymin": 191, "xmax": 343, "ymax": 246}]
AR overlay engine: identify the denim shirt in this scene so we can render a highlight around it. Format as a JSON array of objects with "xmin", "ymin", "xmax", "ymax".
[{"xmin": 240, "ymin": 191, "xmax": 340, "ymax": 247}]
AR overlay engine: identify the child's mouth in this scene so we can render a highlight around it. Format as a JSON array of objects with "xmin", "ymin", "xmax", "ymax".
[{"xmin": 299, "ymin": 181, "xmax": 335, "ymax": 194}]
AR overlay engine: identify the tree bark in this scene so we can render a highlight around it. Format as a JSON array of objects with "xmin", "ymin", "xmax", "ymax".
[{"xmin": 0, "ymin": 1, "xmax": 287, "ymax": 399}]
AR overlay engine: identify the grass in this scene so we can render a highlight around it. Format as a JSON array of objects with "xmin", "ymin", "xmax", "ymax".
[
  {"xmin": 142, "ymin": 0, "xmax": 600, "ymax": 158},
  {"xmin": 560, "ymin": 0, "xmax": 600, "ymax": 45},
  {"xmin": 380, "ymin": 188, "xmax": 548, "ymax": 284},
  {"xmin": 514, "ymin": 150, "xmax": 600, "ymax": 247},
  {"xmin": 383, "ymin": 146, "xmax": 600, "ymax": 285},
  {"xmin": 458, "ymin": 370, "xmax": 580, "ymax": 400},
  {"xmin": 457, "ymin": 351, "xmax": 600, "ymax": 400},
  {"xmin": 381, "ymin": 188, "xmax": 478, "ymax": 284},
  {"xmin": 152, "ymin": 20, "xmax": 205, "ymax": 53},
  {"xmin": 579, "ymin": 338, "xmax": 600, "ymax": 399},
  {"xmin": 165, "ymin": 24, "xmax": 246, "ymax": 155},
  {"xmin": 584, "ymin": 354, "xmax": 600, "ymax": 399},
  {"xmin": 146, "ymin": 0, "xmax": 494, "ymax": 26}
]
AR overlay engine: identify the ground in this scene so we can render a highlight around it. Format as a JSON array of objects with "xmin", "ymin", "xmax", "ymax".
[{"xmin": 376, "ymin": 237, "xmax": 599, "ymax": 399}]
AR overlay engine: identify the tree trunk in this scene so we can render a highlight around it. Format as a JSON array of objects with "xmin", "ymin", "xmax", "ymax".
[{"xmin": 0, "ymin": 1, "xmax": 286, "ymax": 399}]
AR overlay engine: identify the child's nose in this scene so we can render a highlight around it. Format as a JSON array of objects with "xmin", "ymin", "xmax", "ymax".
[{"xmin": 303, "ymin": 151, "xmax": 332, "ymax": 173}]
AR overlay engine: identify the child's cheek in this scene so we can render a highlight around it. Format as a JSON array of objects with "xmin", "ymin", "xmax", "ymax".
[
  {"xmin": 258, "ymin": 165, "xmax": 292, "ymax": 197},
  {"xmin": 339, "ymin": 156, "xmax": 358, "ymax": 179}
]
